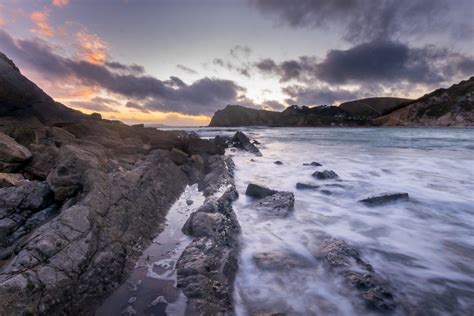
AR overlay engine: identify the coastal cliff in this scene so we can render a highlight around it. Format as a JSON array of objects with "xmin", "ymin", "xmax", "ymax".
[{"xmin": 209, "ymin": 78, "xmax": 474, "ymax": 128}]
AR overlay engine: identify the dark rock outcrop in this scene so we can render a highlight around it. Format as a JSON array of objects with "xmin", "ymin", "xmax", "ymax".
[
  {"xmin": 312, "ymin": 170, "xmax": 339, "ymax": 180},
  {"xmin": 245, "ymin": 183, "xmax": 277, "ymax": 199},
  {"xmin": 177, "ymin": 157, "xmax": 240, "ymax": 315},
  {"xmin": 0, "ymin": 52, "xmax": 233, "ymax": 315},
  {"xmin": 232, "ymin": 131, "xmax": 262, "ymax": 156},
  {"xmin": 359, "ymin": 193, "xmax": 409, "ymax": 206},
  {"xmin": 303, "ymin": 161, "xmax": 322, "ymax": 167},
  {"xmin": 296, "ymin": 182, "xmax": 319, "ymax": 190},
  {"xmin": 252, "ymin": 191, "xmax": 295, "ymax": 218},
  {"xmin": 318, "ymin": 239, "xmax": 397, "ymax": 311}
]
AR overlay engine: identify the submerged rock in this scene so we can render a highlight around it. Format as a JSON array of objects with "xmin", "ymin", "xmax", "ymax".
[
  {"xmin": 317, "ymin": 238, "xmax": 397, "ymax": 311},
  {"xmin": 359, "ymin": 193, "xmax": 409, "ymax": 206},
  {"xmin": 245, "ymin": 183, "xmax": 278, "ymax": 199},
  {"xmin": 254, "ymin": 251, "xmax": 311, "ymax": 270},
  {"xmin": 232, "ymin": 131, "xmax": 262, "ymax": 156},
  {"xmin": 303, "ymin": 161, "xmax": 322, "ymax": 166},
  {"xmin": 296, "ymin": 182, "xmax": 319, "ymax": 190},
  {"xmin": 274, "ymin": 160, "xmax": 283, "ymax": 165},
  {"xmin": 312, "ymin": 170, "xmax": 339, "ymax": 180}
]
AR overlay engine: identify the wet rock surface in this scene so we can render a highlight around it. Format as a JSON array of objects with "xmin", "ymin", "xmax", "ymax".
[
  {"xmin": 303, "ymin": 161, "xmax": 322, "ymax": 166},
  {"xmin": 312, "ymin": 169, "xmax": 339, "ymax": 180},
  {"xmin": 245, "ymin": 183, "xmax": 278, "ymax": 199},
  {"xmin": 177, "ymin": 157, "xmax": 241, "ymax": 315},
  {"xmin": 0, "ymin": 53, "xmax": 232, "ymax": 315},
  {"xmin": 318, "ymin": 238, "xmax": 397, "ymax": 311},
  {"xmin": 252, "ymin": 191, "xmax": 295, "ymax": 218},
  {"xmin": 295, "ymin": 182, "xmax": 319, "ymax": 190},
  {"xmin": 253, "ymin": 251, "xmax": 312, "ymax": 270},
  {"xmin": 232, "ymin": 131, "xmax": 262, "ymax": 156},
  {"xmin": 359, "ymin": 193, "xmax": 409, "ymax": 206}
]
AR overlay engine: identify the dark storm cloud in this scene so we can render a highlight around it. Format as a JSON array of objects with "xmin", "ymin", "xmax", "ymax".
[
  {"xmin": 104, "ymin": 61, "xmax": 145, "ymax": 75},
  {"xmin": 283, "ymin": 85, "xmax": 361, "ymax": 106},
  {"xmin": 252, "ymin": 40, "xmax": 474, "ymax": 85},
  {"xmin": 251, "ymin": 0, "xmax": 471, "ymax": 43},
  {"xmin": 0, "ymin": 30, "xmax": 248, "ymax": 116},
  {"xmin": 176, "ymin": 64, "xmax": 198, "ymax": 74},
  {"xmin": 69, "ymin": 97, "xmax": 120, "ymax": 112}
]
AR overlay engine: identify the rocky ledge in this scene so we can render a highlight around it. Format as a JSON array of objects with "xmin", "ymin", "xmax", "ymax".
[{"xmin": 0, "ymin": 52, "xmax": 234, "ymax": 315}]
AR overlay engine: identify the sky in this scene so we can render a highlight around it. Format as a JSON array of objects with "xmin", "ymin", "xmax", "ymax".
[{"xmin": 0, "ymin": 0, "xmax": 473, "ymax": 126}]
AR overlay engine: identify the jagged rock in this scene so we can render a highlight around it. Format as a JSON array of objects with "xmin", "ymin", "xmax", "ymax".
[
  {"xmin": 317, "ymin": 239, "xmax": 397, "ymax": 311},
  {"xmin": 232, "ymin": 131, "xmax": 262, "ymax": 156},
  {"xmin": 170, "ymin": 148, "xmax": 188, "ymax": 165},
  {"xmin": 312, "ymin": 170, "xmax": 339, "ymax": 180},
  {"xmin": 0, "ymin": 173, "xmax": 25, "ymax": 187},
  {"xmin": 303, "ymin": 161, "xmax": 322, "ymax": 166},
  {"xmin": 0, "ymin": 131, "xmax": 32, "ymax": 172},
  {"xmin": 245, "ymin": 183, "xmax": 277, "ymax": 199},
  {"xmin": 253, "ymin": 251, "xmax": 311, "ymax": 270},
  {"xmin": 178, "ymin": 185, "xmax": 240, "ymax": 315},
  {"xmin": 46, "ymin": 145, "xmax": 103, "ymax": 201},
  {"xmin": 24, "ymin": 144, "xmax": 59, "ymax": 179},
  {"xmin": 359, "ymin": 193, "xmax": 409, "ymax": 206},
  {"xmin": 252, "ymin": 191, "xmax": 295, "ymax": 218},
  {"xmin": 296, "ymin": 183, "xmax": 319, "ymax": 190}
]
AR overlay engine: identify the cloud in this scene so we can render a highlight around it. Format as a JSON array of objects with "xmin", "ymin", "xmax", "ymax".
[
  {"xmin": 68, "ymin": 97, "xmax": 120, "ymax": 112},
  {"xmin": 75, "ymin": 30, "xmax": 107, "ymax": 64},
  {"xmin": 126, "ymin": 101, "xmax": 150, "ymax": 113},
  {"xmin": 252, "ymin": 40, "xmax": 474, "ymax": 86},
  {"xmin": 230, "ymin": 45, "xmax": 252, "ymax": 59},
  {"xmin": 261, "ymin": 100, "xmax": 286, "ymax": 111},
  {"xmin": 0, "ymin": 30, "xmax": 250, "ymax": 116},
  {"xmin": 105, "ymin": 61, "xmax": 145, "ymax": 75},
  {"xmin": 251, "ymin": 0, "xmax": 473, "ymax": 43},
  {"xmin": 30, "ymin": 11, "xmax": 55, "ymax": 38},
  {"xmin": 283, "ymin": 85, "xmax": 361, "ymax": 106},
  {"xmin": 52, "ymin": 0, "xmax": 69, "ymax": 7},
  {"xmin": 177, "ymin": 64, "xmax": 197, "ymax": 74}
]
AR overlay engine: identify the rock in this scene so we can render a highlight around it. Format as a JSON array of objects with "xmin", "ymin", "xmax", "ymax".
[
  {"xmin": 24, "ymin": 144, "xmax": 59, "ymax": 180},
  {"xmin": 232, "ymin": 131, "xmax": 262, "ymax": 156},
  {"xmin": 303, "ymin": 161, "xmax": 322, "ymax": 166},
  {"xmin": 321, "ymin": 190, "xmax": 332, "ymax": 195},
  {"xmin": 170, "ymin": 148, "xmax": 188, "ymax": 165},
  {"xmin": 274, "ymin": 160, "xmax": 283, "ymax": 165},
  {"xmin": 252, "ymin": 191, "xmax": 295, "ymax": 218},
  {"xmin": 317, "ymin": 239, "xmax": 397, "ymax": 311},
  {"xmin": 186, "ymin": 199, "xmax": 194, "ymax": 205},
  {"xmin": 46, "ymin": 145, "xmax": 102, "ymax": 201},
  {"xmin": 253, "ymin": 251, "xmax": 311, "ymax": 270},
  {"xmin": 0, "ymin": 173, "xmax": 25, "ymax": 187},
  {"xmin": 182, "ymin": 211, "xmax": 239, "ymax": 244},
  {"xmin": 312, "ymin": 170, "xmax": 339, "ymax": 180},
  {"xmin": 245, "ymin": 183, "xmax": 278, "ymax": 199},
  {"xmin": 0, "ymin": 131, "xmax": 32, "ymax": 172},
  {"xmin": 359, "ymin": 193, "xmax": 409, "ymax": 206},
  {"xmin": 296, "ymin": 182, "xmax": 319, "ymax": 190}
]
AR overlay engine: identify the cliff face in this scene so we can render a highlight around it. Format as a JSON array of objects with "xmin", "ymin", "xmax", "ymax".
[
  {"xmin": 0, "ymin": 52, "xmax": 229, "ymax": 314},
  {"xmin": 210, "ymin": 78, "xmax": 474, "ymax": 127},
  {"xmin": 374, "ymin": 77, "xmax": 474, "ymax": 127}
]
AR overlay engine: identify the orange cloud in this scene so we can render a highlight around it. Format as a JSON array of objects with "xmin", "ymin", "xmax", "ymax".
[
  {"xmin": 30, "ymin": 11, "xmax": 54, "ymax": 37},
  {"xmin": 75, "ymin": 31, "xmax": 107, "ymax": 64},
  {"xmin": 52, "ymin": 0, "xmax": 70, "ymax": 7}
]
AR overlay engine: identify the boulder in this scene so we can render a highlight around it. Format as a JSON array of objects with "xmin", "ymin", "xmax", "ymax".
[
  {"xmin": 296, "ymin": 183, "xmax": 319, "ymax": 190},
  {"xmin": 274, "ymin": 160, "xmax": 283, "ymax": 165},
  {"xmin": 0, "ymin": 131, "xmax": 32, "ymax": 172},
  {"xmin": 0, "ymin": 173, "xmax": 25, "ymax": 187},
  {"xmin": 232, "ymin": 131, "xmax": 262, "ymax": 156},
  {"xmin": 245, "ymin": 183, "xmax": 277, "ymax": 199},
  {"xmin": 24, "ymin": 144, "xmax": 59, "ymax": 179},
  {"xmin": 359, "ymin": 193, "xmax": 409, "ymax": 206},
  {"xmin": 312, "ymin": 170, "xmax": 339, "ymax": 180},
  {"xmin": 252, "ymin": 191, "xmax": 295, "ymax": 218}
]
